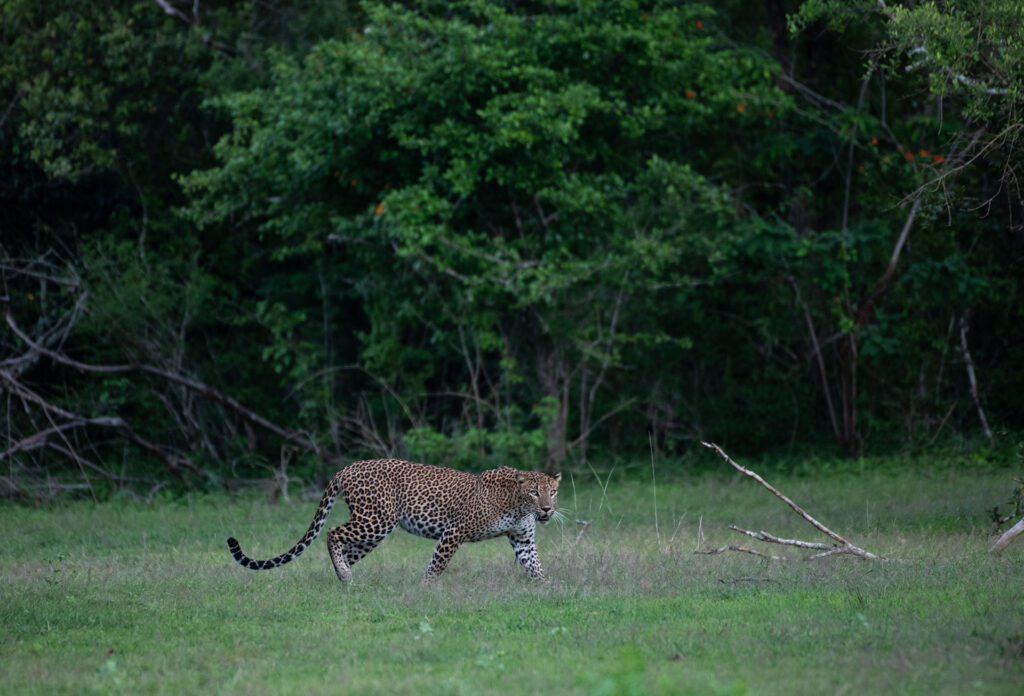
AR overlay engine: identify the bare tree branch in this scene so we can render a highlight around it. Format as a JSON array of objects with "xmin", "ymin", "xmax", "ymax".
[
  {"xmin": 0, "ymin": 369, "xmax": 203, "ymax": 480},
  {"xmin": 854, "ymin": 197, "xmax": 921, "ymax": 328},
  {"xmin": 0, "ymin": 421, "xmax": 90, "ymax": 462},
  {"xmin": 4, "ymin": 307, "xmax": 325, "ymax": 456},
  {"xmin": 789, "ymin": 277, "xmax": 841, "ymax": 443},
  {"xmin": 958, "ymin": 312, "xmax": 993, "ymax": 447},
  {"xmin": 899, "ymin": 126, "xmax": 989, "ymax": 206},
  {"xmin": 154, "ymin": 0, "xmax": 193, "ymax": 25}
]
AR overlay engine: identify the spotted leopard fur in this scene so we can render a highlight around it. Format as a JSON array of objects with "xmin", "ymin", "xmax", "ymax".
[{"xmin": 227, "ymin": 459, "xmax": 561, "ymax": 583}]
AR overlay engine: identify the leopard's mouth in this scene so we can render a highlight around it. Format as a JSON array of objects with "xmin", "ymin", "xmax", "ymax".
[{"xmin": 536, "ymin": 513, "xmax": 552, "ymax": 524}]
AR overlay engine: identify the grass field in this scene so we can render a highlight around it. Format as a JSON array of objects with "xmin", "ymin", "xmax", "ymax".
[{"xmin": 2, "ymin": 460, "xmax": 1023, "ymax": 695}]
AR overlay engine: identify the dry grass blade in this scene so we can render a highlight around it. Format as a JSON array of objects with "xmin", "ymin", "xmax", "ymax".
[{"xmin": 574, "ymin": 519, "xmax": 592, "ymax": 545}]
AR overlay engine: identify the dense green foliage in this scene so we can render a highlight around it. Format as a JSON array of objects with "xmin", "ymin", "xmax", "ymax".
[
  {"xmin": 1, "ymin": 0, "xmax": 1022, "ymax": 493},
  {"xmin": 2, "ymin": 466, "xmax": 1022, "ymax": 694}
]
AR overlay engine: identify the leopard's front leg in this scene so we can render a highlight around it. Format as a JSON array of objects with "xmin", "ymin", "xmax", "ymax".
[{"xmin": 508, "ymin": 531, "xmax": 545, "ymax": 580}]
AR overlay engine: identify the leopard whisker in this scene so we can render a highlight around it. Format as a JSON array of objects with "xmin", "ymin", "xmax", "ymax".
[{"xmin": 550, "ymin": 509, "xmax": 570, "ymax": 525}]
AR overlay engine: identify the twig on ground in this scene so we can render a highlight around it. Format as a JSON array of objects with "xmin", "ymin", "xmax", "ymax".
[
  {"xmin": 700, "ymin": 441, "xmax": 885, "ymax": 561},
  {"xmin": 718, "ymin": 577, "xmax": 777, "ymax": 584}
]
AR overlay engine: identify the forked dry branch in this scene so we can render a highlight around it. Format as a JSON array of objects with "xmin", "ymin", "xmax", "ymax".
[{"xmin": 699, "ymin": 441, "xmax": 884, "ymax": 561}]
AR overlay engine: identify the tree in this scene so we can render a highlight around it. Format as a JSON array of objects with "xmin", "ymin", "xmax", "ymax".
[
  {"xmin": 0, "ymin": 0, "xmax": 361, "ymax": 495},
  {"xmin": 780, "ymin": 0, "xmax": 1024, "ymax": 451},
  {"xmin": 183, "ymin": 0, "xmax": 783, "ymax": 469}
]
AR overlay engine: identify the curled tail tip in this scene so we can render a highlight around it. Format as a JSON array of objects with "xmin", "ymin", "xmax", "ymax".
[{"xmin": 227, "ymin": 537, "xmax": 240, "ymax": 549}]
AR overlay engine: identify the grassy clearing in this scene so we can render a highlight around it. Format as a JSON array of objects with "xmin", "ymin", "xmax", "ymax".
[{"xmin": 2, "ymin": 464, "xmax": 1023, "ymax": 695}]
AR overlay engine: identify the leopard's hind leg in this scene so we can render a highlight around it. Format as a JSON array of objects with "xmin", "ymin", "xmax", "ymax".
[{"xmin": 327, "ymin": 516, "xmax": 396, "ymax": 583}]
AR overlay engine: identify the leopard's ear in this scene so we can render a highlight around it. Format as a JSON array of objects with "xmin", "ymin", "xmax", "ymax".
[{"xmin": 552, "ymin": 472, "xmax": 561, "ymax": 482}]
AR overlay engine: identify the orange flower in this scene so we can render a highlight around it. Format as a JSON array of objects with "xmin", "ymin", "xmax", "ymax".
[
  {"xmin": 736, "ymin": 104, "xmax": 745, "ymax": 113},
  {"xmin": 871, "ymin": 137, "xmax": 878, "ymax": 146},
  {"xmin": 904, "ymin": 151, "xmax": 915, "ymax": 162},
  {"xmin": 766, "ymin": 110, "xmax": 774, "ymax": 119},
  {"xmin": 374, "ymin": 202, "xmax": 384, "ymax": 215},
  {"xmin": 384, "ymin": 183, "xmax": 391, "ymax": 190},
  {"xmin": 918, "ymin": 148, "xmax": 929, "ymax": 157},
  {"xmin": 350, "ymin": 179, "xmax": 358, "ymax": 187},
  {"xmin": 857, "ymin": 163, "xmax": 865, "ymax": 172},
  {"xmin": 685, "ymin": 89, "xmax": 695, "ymax": 99},
  {"xmin": 696, "ymin": 20, "xmax": 704, "ymax": 29},
  {"xmin": 932, "ymin": 154, "xmax": 945, "ymax": 164}
]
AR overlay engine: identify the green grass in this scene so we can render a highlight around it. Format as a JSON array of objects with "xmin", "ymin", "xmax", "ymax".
[{"xmin": 2, "ymin": 464, "xmax": 1023, "ymax": 695}]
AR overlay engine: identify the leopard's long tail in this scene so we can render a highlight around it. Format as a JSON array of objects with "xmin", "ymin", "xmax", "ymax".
[{"xmin": 227, "ymin": 469, "xmax": 345, "ymax": 571}]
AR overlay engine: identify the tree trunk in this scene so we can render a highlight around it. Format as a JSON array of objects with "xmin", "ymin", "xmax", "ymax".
[{"xmin": 536, "ymin": 344, "xmax": 569, "ymax": 474}]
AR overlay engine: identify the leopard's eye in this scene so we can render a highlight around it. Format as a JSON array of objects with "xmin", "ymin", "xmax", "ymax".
[
  {"xmin": 531, "ymin": 489, "xmax": 539, "ymax": 497},
  {"xmin": 550, "ymin": 489, "xmax": 557, "ymax": 496}
]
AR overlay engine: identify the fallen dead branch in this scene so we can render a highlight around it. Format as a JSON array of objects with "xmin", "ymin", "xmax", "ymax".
[
  {"xmin": 989, "ymin": 517, "xmax": 1024, "ymax": 554},
  {"xmin": 695, "ymin": 544, "xmax": 787, "ymax": 561},
  {"xmin": 700, "ymin": 441, "xmax": 884, "ymax": 561},
  {"xmin": 718, "ymin": 577, "xmax": 777, "ymax": 584}
]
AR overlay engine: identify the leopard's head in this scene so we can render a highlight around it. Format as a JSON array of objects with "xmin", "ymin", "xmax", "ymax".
[{"xmin": 516, "ymin": 471, "xmax": 561, "ymax": 523}]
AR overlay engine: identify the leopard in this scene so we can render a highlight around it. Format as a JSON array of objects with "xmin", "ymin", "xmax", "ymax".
[{"xmin": 227, "ymin": 458, "xmax": 561, "ymax": 583}]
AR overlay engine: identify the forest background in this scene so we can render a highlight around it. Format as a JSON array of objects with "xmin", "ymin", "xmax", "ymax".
[{"xmin": 2, "ymin": 0, "xmax": 1022, "ymax": 498}]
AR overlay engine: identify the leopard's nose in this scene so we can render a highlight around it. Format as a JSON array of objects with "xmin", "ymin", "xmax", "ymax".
[{"xmin": 541, "ymin": 506, "xmax": 553, "ymax": 516}]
